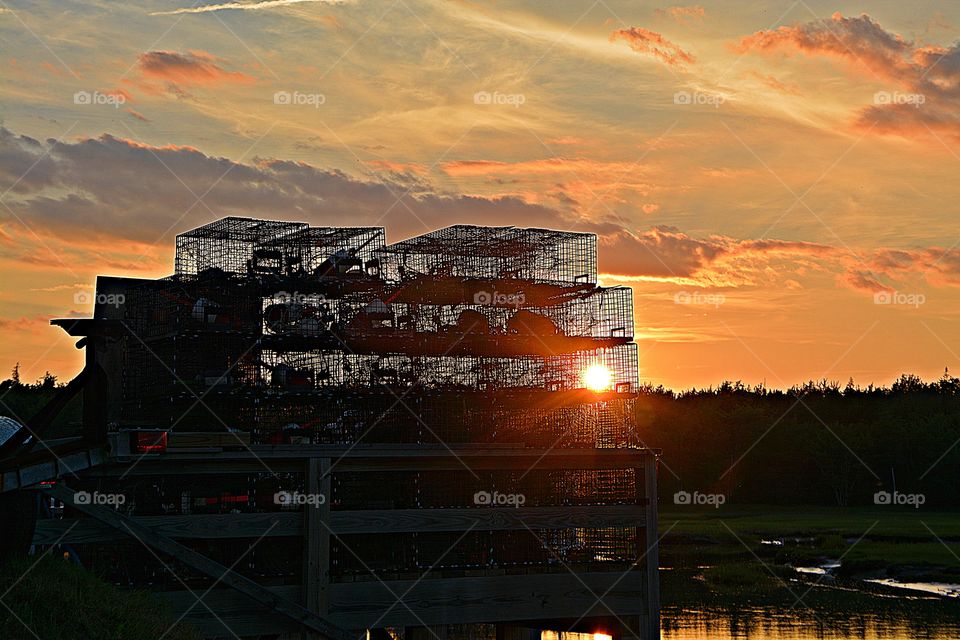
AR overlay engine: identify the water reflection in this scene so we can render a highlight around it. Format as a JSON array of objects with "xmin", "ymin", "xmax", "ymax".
[{"xmin": 661, "ymin": 607, "xmax": 960, "ymax": 639}]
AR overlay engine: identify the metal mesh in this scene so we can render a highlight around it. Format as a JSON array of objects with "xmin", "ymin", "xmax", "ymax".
[
  {"xmin": 175, "ymin": 217, "xmax": 308, "ymax": 276},
  {"xmin": 376, "ymin": 225, "xmax": 597, "ymax": 285}
]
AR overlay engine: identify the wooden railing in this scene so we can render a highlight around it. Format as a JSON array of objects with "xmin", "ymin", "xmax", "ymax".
[{"xmin": 33, "ymin": 445, "xmax": 659, "ymax": 639}]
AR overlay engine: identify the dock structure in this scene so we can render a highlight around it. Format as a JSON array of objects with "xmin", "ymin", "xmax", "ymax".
[{"xmin": 2, "ymin": 217, "xmax": 659, "ymax": 639}]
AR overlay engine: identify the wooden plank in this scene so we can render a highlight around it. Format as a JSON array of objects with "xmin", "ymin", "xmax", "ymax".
[
  {"xmin": 42, "ymin": 483, "xmax": 350, "ymax": 640},
  {"xmin": 331, "ymin": 505, "xmax": 645, "ymax": 534},
  {"xmin": 32, "ymin": 512, "xmax": 301, "ymax": 545},
  {"xmin": 90, "ymin": 448, "xmax": 655, "ymax": 477},
  {"xmin": 158, "ymin": 571, "xmax": 646, "ymax": 634},
  {"xmin": 159, "ymin": 585, "xmax": 303, "ymax": 638},
  {"xmin": 33, "ymin": 505, "xmax": 644, "ymax": 546},
  {"xmin": 1, "ymin": 447, "xmax": 106, "ymax": 492},
  {"xmin": 318, "ymin": 458, "xmax": 332, "ymax": 615},
  {"xmin": 167, "ymin": 431, "xmax": 250, "ymax": 448},
  {"xmin": 304, "ymin": 458, "xmax": 330, "ymax": 616},
  {"xmin": 642, "ymin": 457, "xmax": 660, "ymax": 640},
  {"xmin": 327, "ymin": 570, "xmax": 647, "ymax": 628}
]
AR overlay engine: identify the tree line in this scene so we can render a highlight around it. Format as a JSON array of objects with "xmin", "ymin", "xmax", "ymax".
[{"xmin": 635, "ymin": 371, "xmax": 960, "ymax": 507}]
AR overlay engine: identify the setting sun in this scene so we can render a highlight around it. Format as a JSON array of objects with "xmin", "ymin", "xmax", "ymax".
[{"xmin": 583, "ymin": 364, "xmax": 612, "ymax": 392}]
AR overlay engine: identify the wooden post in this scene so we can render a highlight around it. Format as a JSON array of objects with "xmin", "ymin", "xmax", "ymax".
[
  {"xmin": 641, "ymin": 454, "xmax": 659, "ymax": 640},
  {"xmin": 304, "ymin": 458, "xmax": 332, "ymax": 619}
]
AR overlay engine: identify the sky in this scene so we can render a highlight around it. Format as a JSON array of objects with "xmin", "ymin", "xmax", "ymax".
[{"xmin": 1, "ymin": 0, "xmax": 959, "ymax": 390}]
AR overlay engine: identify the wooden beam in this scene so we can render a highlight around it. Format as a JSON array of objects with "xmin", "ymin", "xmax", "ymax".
[
  {"xmin": 33, "ymin": 512, "xmax": 301, "ymax": 545},
  {"xmin": 160, "ymin": 585, "xmax": 302, "ymax": 638},
  {"xmin": 304, "ymin": 457, "xmax": 331, "ymax": 618},
  {"xmin": 326, "ymin": 570, "xmax": 648, "ymax": 629},
  {"xmin": 1, "ymin": 446, "xmax": 106, "ymax": 493},
  {"xmin": 42, "ymin": 483, "xmax": 350, "ymax": 640},
  {"xmin": 159, "ymin": 571, "xmax": 647, "ymax": 633},
  {"xmin": 331, "ymin": 505, "xmax": 645, "ymax": 534},
  {"xmin": 89, "ymin": 447, "xmax": 656, "ymax": 477},
  {"xmin": 34, "ymin": 505, "xmax": 644, "ymax": 545},
  {"xmin": 641, "ymin": 457, "xmax": 660, "ymax": 640}
]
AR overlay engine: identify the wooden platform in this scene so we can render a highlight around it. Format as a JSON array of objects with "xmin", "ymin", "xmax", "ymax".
[{"xmin": 32, "ymin": 444, "xmax": 660, "ymax": 639}]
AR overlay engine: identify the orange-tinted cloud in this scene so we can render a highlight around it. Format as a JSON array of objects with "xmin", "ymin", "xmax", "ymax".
[
  {"xmin": 597, "ymin": 226, "xmax": 960, "ymax": 296},
  {"xmin": 746, "ymin": 71, "xmax": 801, "ymax": 96},
  {"xmin": 137, "ymin": 50, "xmax": 255, "ymax": 86},
  {"xmin": 735, "ymin": 12, "xmax": 960, "ymax": 141},
  {"xmin": 610, "ymin": 27, "xmax": 695, "ymax": 67}
]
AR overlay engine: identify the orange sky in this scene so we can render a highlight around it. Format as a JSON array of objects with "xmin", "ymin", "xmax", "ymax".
[{"xmin": 1, "ymin": 1, "xmax": 959, "ymax": 389}]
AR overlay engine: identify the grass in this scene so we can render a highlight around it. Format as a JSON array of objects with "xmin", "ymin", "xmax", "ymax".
[
  {"xmin": 0, "ymin": 554, "xmax": 200, "ymax": 640},
  {"xmin": 659, "ymin": 506, "xmax": 960, "ymax": 593},
  {"xmin": 660, "ymin": 505, "xmax": 960, "ymax": 539}
]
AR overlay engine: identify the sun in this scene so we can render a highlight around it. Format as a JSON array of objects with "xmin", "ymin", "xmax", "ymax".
[{"xmin": 582, "ymin": 363, "xmax": 612, "ymax": 391}]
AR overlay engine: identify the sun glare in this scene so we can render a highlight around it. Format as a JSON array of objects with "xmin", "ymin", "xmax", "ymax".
[{"xmin": 583, "ymin": 364, "xmax": 612, "ymax": 392}]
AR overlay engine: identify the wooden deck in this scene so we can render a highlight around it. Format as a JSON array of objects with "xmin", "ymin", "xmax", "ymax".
[{"xmin": 33, "ymin": 444, "xmax": 660, "ymax": 639}]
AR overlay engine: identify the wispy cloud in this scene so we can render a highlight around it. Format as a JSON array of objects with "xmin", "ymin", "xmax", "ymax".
[
  {"xmin": 150, "ymin": 0, "xmax": 349, "ymax": 16},
  {"xmin": 610, "ymin": 27, "xmax": 695, "ymax": 67}
]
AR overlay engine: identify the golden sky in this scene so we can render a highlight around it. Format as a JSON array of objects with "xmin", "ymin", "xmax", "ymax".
[{"xmin": 1, "ymin": 0, "xmax": 959, "ymax": 389}]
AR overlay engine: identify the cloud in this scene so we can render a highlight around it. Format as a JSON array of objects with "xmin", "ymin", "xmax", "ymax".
[
  {"xmin": 126, "ymin": 109, "xmax": 150, "ymax": 122},
  {"xmin": 746, "ymin": 71, "xmax": 801, "ymax": 96},
  {"xmin": 0, "ymin": 127, "xmax": 593, "ymax": 255},
  {"xmin": 734, "ymin": 12, "xmax": 960, "ymax": 140},
  {"xmin": 150, "ymin": 0, "xmax": 348, "ymax": 16},
  {"xmin": 3, "ymin": 127, "xmax": 956, "ymax": 298},
  {"xmin": 610, "ymin": 27, "xmax": 695, "ymax": 67},
  {"xmin": 137, "ymin": 50, "xmax": 255, "ymax": 86},
  {"xmin": 598, "ymin": 226, "xmax": 960, "ymax": 295},
  {"xmin": 654, "ymin": 5, "xmax": 705, "ymax": 25}
]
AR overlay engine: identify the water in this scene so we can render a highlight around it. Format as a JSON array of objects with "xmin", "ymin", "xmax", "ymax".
[
  {"xmin": 864, "ymin": 579, "xmax": 960, "ymax": 598},
  {"xmin": 661, "ymin": 606, "xmax": 960, "ymax": 639}
]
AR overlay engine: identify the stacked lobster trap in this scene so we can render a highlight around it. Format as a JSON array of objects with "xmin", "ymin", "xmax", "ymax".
[
  {"xmin": 115, "ymin": 217, "xmax": 640, "ymax": 447},
  {"xmin": 47, "ymin": 216, "xmax": 662, "ymax": 634}
]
